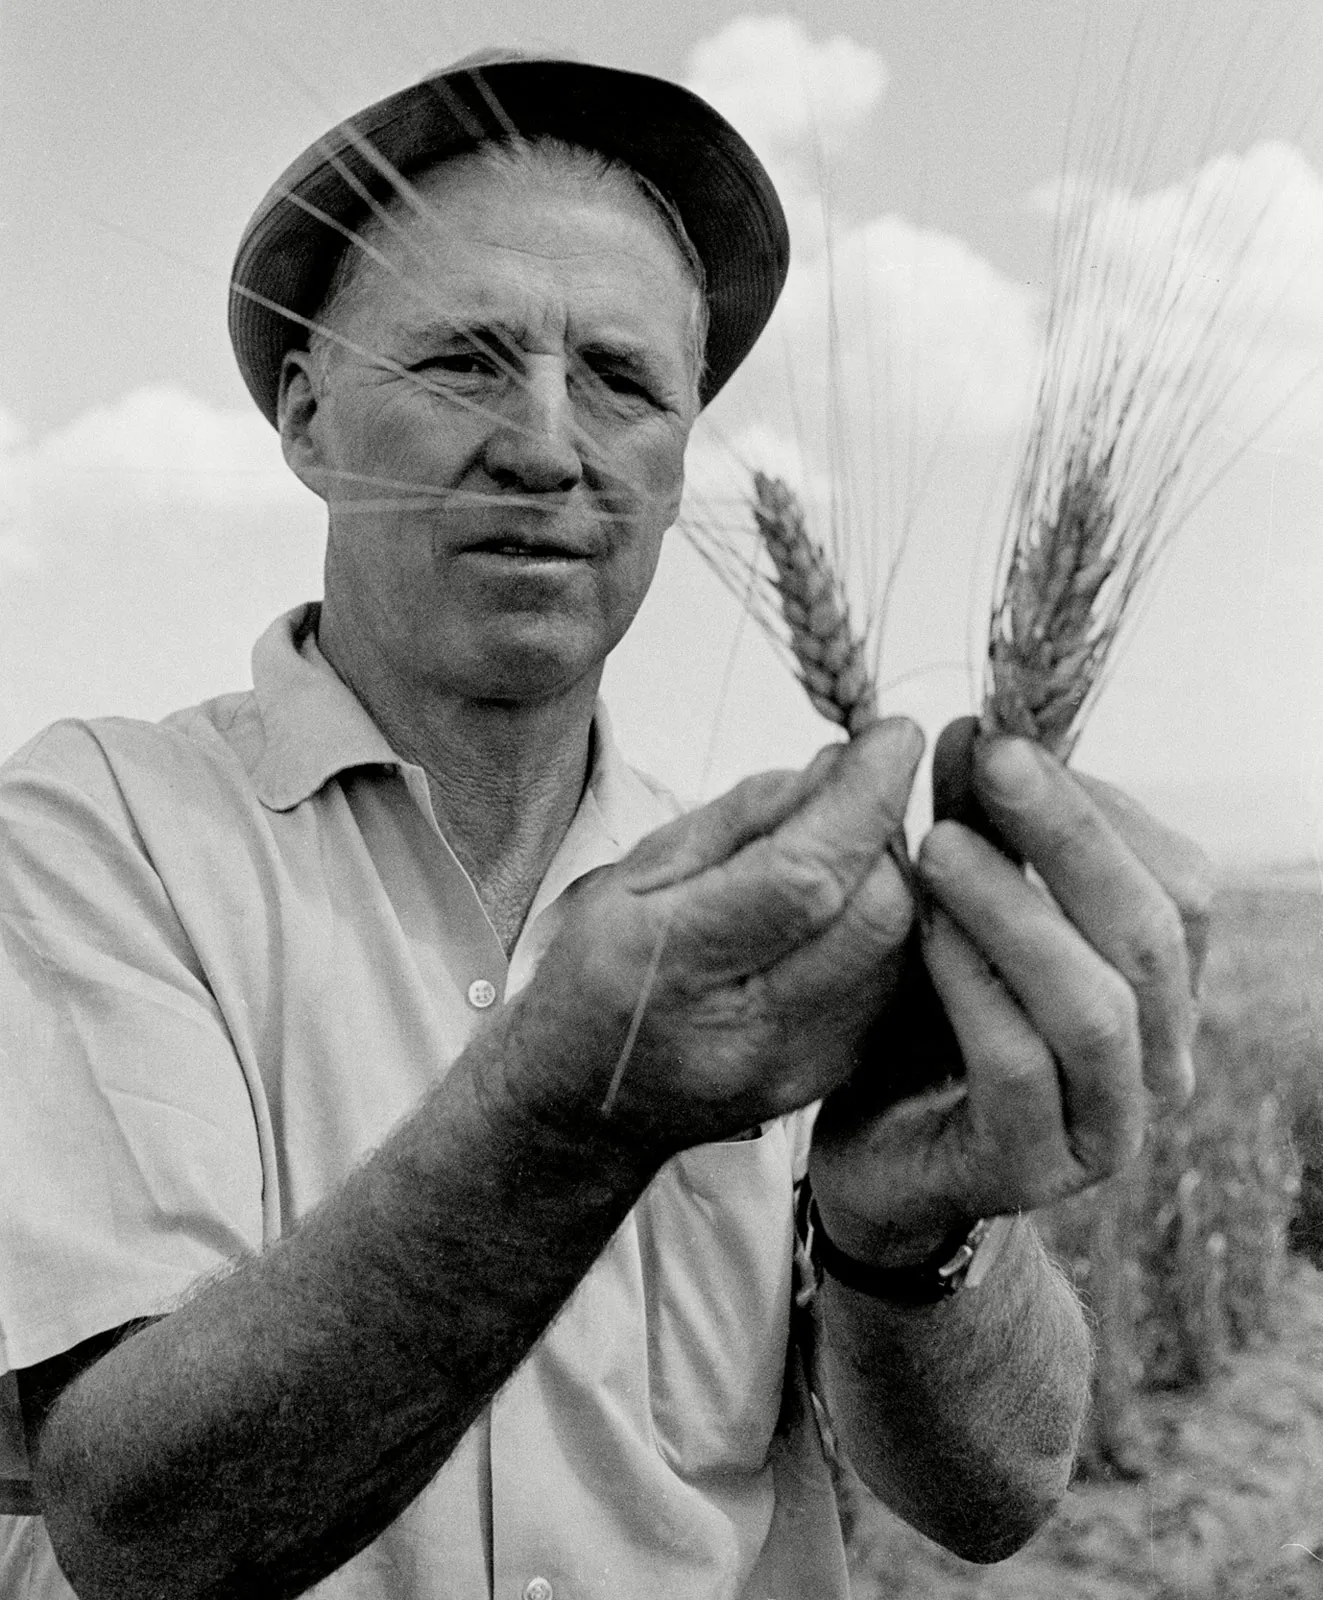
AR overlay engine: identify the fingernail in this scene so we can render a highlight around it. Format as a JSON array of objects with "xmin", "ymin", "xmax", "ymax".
[
  {"xmin": 979, "ymin": 736, "xmax": 1049, "ymax": 805},
  {"xmin": 860, "ymin": 716, "xmax": 924, "ymax": 767},
  {"xmin": 804, "ymin": 744, "xmax": 841, "ymax": 787},
  {"xmin": 1175, "ymin": 1045, "xmax": 1196, "ymax": 1099},
  {"xmin": 893, "ymin": 718, "xmax": 926, "ymax": 768}
]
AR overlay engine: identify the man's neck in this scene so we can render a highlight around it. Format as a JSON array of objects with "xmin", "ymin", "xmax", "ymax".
[{"xmin": 317, "ymin": 624, "xmax": 596, "ymax": 955}]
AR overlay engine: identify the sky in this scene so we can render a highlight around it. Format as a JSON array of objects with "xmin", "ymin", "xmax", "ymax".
[{"xmin": 2, "ymin": 0, "xmax": 1322, "ymax": 863}]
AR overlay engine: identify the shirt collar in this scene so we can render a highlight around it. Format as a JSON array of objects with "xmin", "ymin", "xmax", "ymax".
[
  {"xmin": 248, "ymin": 605, "xmax": 675, "ymax": 858},
  {"xmin": 250, "ymin": 604, "xmax": 401, "ymax": 812}
]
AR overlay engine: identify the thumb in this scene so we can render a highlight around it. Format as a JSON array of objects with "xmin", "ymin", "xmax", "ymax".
[{"xmin": 933, "ymin": 715, "xmax": 1019, "ymax": 861}]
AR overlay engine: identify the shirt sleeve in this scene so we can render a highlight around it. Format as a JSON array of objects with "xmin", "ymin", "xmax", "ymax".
[{"xmin": 0, "ymin": 724, "xmax": 264, "ymax": 1388}]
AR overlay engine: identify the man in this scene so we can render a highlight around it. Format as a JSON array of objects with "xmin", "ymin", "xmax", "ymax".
[{"xmin": 0, "ymin": 52, "xmax": 1207, "ymax": 1600}]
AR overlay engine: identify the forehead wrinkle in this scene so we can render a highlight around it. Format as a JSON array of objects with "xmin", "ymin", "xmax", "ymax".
[
  {"xmin": 379, "ymin": 261, "xmax": 687, "ymax": 369},
  {"xmin": 370, "ymin": 179, "xmax": 692, "ymax": 320},
  {"xmin": 384, "ymin": 231, "xmax": 684, "ymax": 315}
]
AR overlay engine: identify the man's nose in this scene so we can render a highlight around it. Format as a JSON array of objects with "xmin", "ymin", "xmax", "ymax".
[{"xmin": 483, "ymin": 356, "xmax": 584, "ymax": 492}]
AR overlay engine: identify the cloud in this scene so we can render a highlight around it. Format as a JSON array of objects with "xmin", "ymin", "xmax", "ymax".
[
  {"xmin": 11, "ymin": 384, "xmax": 308, "ymax": 517},
  {"xmin": 0, "ymin": 386, "xmax": 325, "ymax": 756},
  {"xmin": 684, "ymin": 16, "xmax": 887, "ymax": 157},
  {"xmin": 683, "ymin": 15, "xmax": 1042, "ymax": 503},
  {"xmin": 1030, "ymin": 140, "xmax": 1323, "ymax": 453},
  {"xmin": 775, "ymin": 215, "xmax": 1040, "ymax": 438},
  {"xmin": 0, "ymin": 412, "xmax": 38, "ymax": 573},
  {"xmin": 684, "ymin": 15, "xmax": 890, "ymax": 260},
  {"xmin": 692, "ymin": 105, "xmax": 1323, "ymax": 630},
  {"xmin": 694, "ymin": 221, "xmax": 1042, "ymax": 640}
]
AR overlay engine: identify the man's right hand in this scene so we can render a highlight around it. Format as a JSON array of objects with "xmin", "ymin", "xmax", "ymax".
[{"xmin": 504, "ymin": 718, "xmax": 926, "ymax": 1154}]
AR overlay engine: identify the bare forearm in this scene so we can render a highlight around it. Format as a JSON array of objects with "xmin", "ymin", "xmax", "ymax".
[
  {"xmin": 817, "ymin": 1220, "xmax": 1090, "ymax": 1562},
  {"xmin": 35, "ymin": 1009, "xmax": 659, "ymax": 1600}
]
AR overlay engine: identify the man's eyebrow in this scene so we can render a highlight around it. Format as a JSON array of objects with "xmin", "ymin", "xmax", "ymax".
[
  {"xmin": 398, "ymin": 320, "xmax": 680, "ymax": 386},
  {"xmin": 575, "ymin": 337, "xmax": 677, "ymax": 386},
  {"xmin": 400, "ymin": 317, "xmax": 518, "ymax": 351}
]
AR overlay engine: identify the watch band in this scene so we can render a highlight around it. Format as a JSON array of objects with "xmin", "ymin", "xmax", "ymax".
[{"xmin": 802, "ymin": 1186, "xmax": 1016, "ymax": 1305}]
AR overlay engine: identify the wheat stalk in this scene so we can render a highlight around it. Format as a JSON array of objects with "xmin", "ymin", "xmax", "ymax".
[{"xmin": 976, "ymin": 140, "xmax": 1266, "ymax": 761}]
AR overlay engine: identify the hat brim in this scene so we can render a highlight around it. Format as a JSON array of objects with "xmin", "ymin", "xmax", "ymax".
[{"xmin": 229, "ymin": 56, "xmax": 790, "ymax": 423}]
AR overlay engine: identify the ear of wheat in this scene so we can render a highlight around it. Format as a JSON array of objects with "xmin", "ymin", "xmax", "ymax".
[
  {"xmin": 984, "ymin": 455, "xmax": 1120, "ymax": 761},
  {"xmin": 751, "ymin": 472, "xmax": 879, "ymax": 737}
]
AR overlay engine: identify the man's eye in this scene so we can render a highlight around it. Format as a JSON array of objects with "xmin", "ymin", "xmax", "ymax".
[
  {"xmin": 579, "ymin": 360, "xmax": 656, "ymax": 405},
  {"xmin": 414, "ymin": 341, "xmax": 518, "ymax": 380},
  {"xmin": 416, "ymin": 352, "xmax": 495, "ymax": 377}
]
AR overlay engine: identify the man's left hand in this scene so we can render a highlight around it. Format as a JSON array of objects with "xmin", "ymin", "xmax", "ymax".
[{"xmin": 809, "ymin": 720, "xmax": 1213, "ymax": 1268}]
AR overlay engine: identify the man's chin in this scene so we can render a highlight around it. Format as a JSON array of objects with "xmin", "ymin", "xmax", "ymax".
[{"xmin": 423, "ymin": 634, "xmax": 609, "ymax": 710}]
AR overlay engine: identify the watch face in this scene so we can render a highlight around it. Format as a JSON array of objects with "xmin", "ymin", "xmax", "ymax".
[{"xmin": 959, "ymin": 1214, "xmax": 1019, "ymax": 1291}]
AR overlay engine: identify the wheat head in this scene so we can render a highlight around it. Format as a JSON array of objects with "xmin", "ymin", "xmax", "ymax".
[
  {"xmin": 984, "ymin": 454, "xmax": 1121, "ymax": 761},
  {"xmin": 751, "ymin": 471, "xmax": 879, "ymax": 737}
]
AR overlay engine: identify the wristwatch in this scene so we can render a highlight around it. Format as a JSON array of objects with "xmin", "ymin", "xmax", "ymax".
[{"xmin": 800, "ymin": 1183, "xmax": 1018, "ymax": 1305}]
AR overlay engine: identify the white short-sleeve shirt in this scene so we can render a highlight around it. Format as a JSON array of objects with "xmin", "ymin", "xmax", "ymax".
[{"xmin": 0, "ymin": 605, "xmax": 844, "ymax": 1600}]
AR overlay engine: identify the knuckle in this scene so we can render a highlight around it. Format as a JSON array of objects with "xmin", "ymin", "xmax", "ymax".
[
  {"xmin": 916, "ymin": 819, "xmax": 968, "ymax": 883},
  {"xmin": 1181, "ymin": 885, "xmax": 1213, "ymax": 979},
  {"xmin": 1161, "ymin": 833, "xmax": 1215, "ymax": 919},
  {"xmin": 767, "ymin": 842, "xmax": 851, "ymax": 934},
  {"xmin": 849, "ymin": 864, "xmax": 915, "ymax": 950},
  {"xmin": 1065, "ymin": 1067, "xmax": 1147, "ymax": 1181},
  {"xmin": 1128, "ymin": 896, "xmax": 1188, "ymax": 991},
  {"xmin": 1034, "ymin": 796, "xmax": 1095, "ymax": 859},
  {"xmin": 1065, "ymin": 979, "xmax": 1140, "ymax": 1071},
  {"xmin": 1075, "ymin": 1111, "xmax": 1145, "ymax": 1182},
  {"xmin": 1017, "ymin": 1163, "xmax": 1089, "ymax": 1213},
  {"xmin": 1181, "ymin": 854, "xmax": 1216, "ymax": 923},
  {"xmin": 729, "ymin": 767, "xmax": 800, "ymax": 823},
  {"xmin": 1184, "ymin": 897, "xmax": 1212, "ymax": 952}
]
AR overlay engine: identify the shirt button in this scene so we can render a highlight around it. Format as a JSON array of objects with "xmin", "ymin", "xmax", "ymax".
[
  {"xmin": 467, "ymin": 978, "xmax": 497, "ymax": 1009},
  {"xmin": 523, "ymin": 1581, "xmax": 553, "ymax": 1600}
]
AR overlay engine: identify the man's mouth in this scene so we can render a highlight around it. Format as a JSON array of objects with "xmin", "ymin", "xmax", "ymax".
[{"xmin": 467, "ymin": 536, "xmax": 593, "ymax": 560}]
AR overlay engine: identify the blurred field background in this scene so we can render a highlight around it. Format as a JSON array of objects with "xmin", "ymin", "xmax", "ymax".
[{"xmin": 837, "ymin": 864, "xmax": 1323, "ymax": 1598}]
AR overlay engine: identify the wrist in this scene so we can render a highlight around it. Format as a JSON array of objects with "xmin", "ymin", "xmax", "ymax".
[
  {"xmin": 480, "ymin": 985, "xmax": 672, "ymax": 1184},
  {"xmin": 800, "ymin": 1180, "xmax": 1018, "ymax": 1305}
]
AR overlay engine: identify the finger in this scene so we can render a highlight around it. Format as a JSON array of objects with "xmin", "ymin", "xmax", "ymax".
[
  {"xmin": 1076, "ymin": 772, "xmax": 1214, "ymax": 987},
  {"xmin": 852, "ymin": 936, "xmax": 966, "ymax": 1109},
  {"xmin": 919, "ymin": 819, "xmax": 1149, "ymax": 1143},
  {"xmin": 971, "ymin": 737, "xmax": 1195, "ymax": 1100},
  {"xmin": 923, "ymin": 907, "xmax": 1141, "ymax": 1205},
  {"xmin": 931, "ymin": 715, "xmax": 1018, "ymax": 858},
  {"xmin": 620, "ymin": 755, "xmax": 836, "ymax": 893},
  {"xmin": 658, "ymin": 719, "xmax": 923, "ymax": 982},
  {"xmin": 749, "ymin": 841, "xmax": 917, "ymax": 1109}
]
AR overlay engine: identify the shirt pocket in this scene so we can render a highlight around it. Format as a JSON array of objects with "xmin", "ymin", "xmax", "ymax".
[{"xmin": 636, "ymin": 1121, "xmax": 796, "ymax": 1478}]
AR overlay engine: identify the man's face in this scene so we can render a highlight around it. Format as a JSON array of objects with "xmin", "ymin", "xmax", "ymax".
[{"xmin": 282, "ymin": 151, "xmax": 699, "ymax": 707}]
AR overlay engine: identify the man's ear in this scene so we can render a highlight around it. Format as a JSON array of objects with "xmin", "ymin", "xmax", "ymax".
[{"xmin": 277, "ymin": 349, "xmax": 329, "ymax": 501}]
